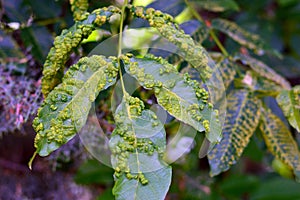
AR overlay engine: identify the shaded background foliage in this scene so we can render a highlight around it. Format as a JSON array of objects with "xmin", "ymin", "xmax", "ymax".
[{"xmin": 1, "ymin": 0, "xmax": 300, "ymax": 199}]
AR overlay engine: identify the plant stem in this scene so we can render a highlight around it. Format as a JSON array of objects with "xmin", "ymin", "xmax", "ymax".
[
  {"xmin": 117, "ymin": 0, "xmax": 129, "ymax": 95},
  {"xmin": 184, "ymin": 0, "xmax": 229, "ymax": 57}
]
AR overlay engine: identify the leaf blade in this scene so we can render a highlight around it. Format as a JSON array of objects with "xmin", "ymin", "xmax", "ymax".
[
  {"xmin": 260, "ymin": 108, "xmax": 300, "ymax": 180},
  {"xmin": 211, "ymin": 18, "xmax": 279, "ymax": 56},
  {"xmin": 276, "ymin": 86, "xmax": 300, "ymax": 132},
  {"xmin": 109, "ymin": 93, "xmax": 171, "ymax": 200},
  {"xmin": 192, "ymin": 0, "xmax": 240, "ymax": 12},
  {"xmin": 123, "ymin": 55, "xmax": 222, "ymax": 144},
  {"xmin": 33, "ymin": 55, "xmax": 118, "ymax": 156},
  {"xmin": 208, "ymin": 90, "xmax": 261, "ymax": 176}
]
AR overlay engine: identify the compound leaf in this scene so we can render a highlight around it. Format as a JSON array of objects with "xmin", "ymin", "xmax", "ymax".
[
  {"xmin": 123, "ymin": 55, "xmax": 222, "ymax": 144},
  {"xmin": 260, "ymin": 108, "xmax": 300, "ymax": 180},
  {"xmin": 208, "ymin": 90, "xmax": 261, "ymax": 176},
  {"xmin": 109, "ymin": 92, "xmax": 171, "ymax": 200},
  {"xmin": 211, "ymin": 18, "xmax": 279, "ymax": 56},
  {"xmin": 33, "ymin": 55, "xmax": 119, "ymax": 156},
  {"xmin": 276, "ymin": 86, "xmax": 300, "ymax": 132}
]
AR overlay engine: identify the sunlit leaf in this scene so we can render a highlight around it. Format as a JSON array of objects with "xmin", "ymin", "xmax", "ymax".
[
  {"xmin": 42, "ymin": 6, "xmax": 120, "ymax": 96},
  {"xmin": 33, "ymin": 55, "xmax": 118, "ymax": 156},
  {"xmin": 123, "ymin": 55, "xmax": 222, "ymax": 144},
  {"xmin": 130, "ymin": 6, "xmax": 213, "ymax": 81},
  {"xmin": 260, "ymin": 108, "xmax": 300, "ymax": 181},
  {"xmin": 109, "ymin": 92, "xmax": 171, "ymax": 200},
  {"xmin": 208, "ymin": 90, "xmax": 261, "ymax": 176},
  {"xmin": 276, "ymin": 86, "xmax": 300, "ymax": 132}
]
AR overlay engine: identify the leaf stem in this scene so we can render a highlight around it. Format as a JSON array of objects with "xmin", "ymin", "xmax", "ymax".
[
  {"xmin": 184, "ymin": 0, "xmax": 229, "ymax": 57},
  {"xmin": 117, "ymin": 0, "xmax": 129, "ymax": 95}
]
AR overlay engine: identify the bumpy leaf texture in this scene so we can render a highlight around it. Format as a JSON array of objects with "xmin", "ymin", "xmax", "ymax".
[
  {"xmin": 109, "ymin": 92, "xmax": 171, "ymax": 200},
  {"xmin": 33, "ymin": 55, "xmax": 118, "ymax": 156},
  {"xmin": 123, "ymin": 55, "xmax": 222, "ymax": 144},
  {"xmin": 42, "ymin": 6, "xmax": 120, "ymax": 96}
]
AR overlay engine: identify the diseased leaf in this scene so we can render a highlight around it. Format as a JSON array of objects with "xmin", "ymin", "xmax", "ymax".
[
  {"xmin": 33, "ymin": 55, "xmax": 119, "ymax": 156},
  {"xmin": 112, "ymin": 166, "xmax": 172, "ymax": 200},
  {"xmin": 130, "ymin": 6, "xmax": 213, "ymax": 81},
  {"xmin": 208, "ymin": 90, "xmax": 261, "ymax": 176},
  {"xmin": 42, "ymin": 6, "xmax": 120, "ymax": 96},
  {"xmin": 147, "ymin": 0, "xmax": 186, "ymax": 17},
  {"xmin": 211, "ymin": 18, "xmax": 279, "ymax": 56},
  {"xmin": 260, "ymin": 108, "xmax": 300, "ymax": 180},
  {"xmin": 70, "ymin": 0, "xmax": 89, "ymax": 21},
  {"xmin": 123, "ymin": 55, "xmax": 222, "ymax": 144},
  {"xmin": 180, "ymin": 20, "xmax": 209, "ymax": 44},
  {"xmin": 192, "ymin": 0, "xmax": 239, "ymax": 12},
  {"xmin": 276, "ymin": 86, "xmax": 300, "ymax": 132},
  {"xmin": 234, "ymin": 54, "xmax": 291, "ymax": 90},
  {"xmin": 109, "ymin": 92, "xmax": 171, "ymax": 200}
]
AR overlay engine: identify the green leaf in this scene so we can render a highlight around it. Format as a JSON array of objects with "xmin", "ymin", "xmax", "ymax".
[
  {"xmin": 70, "ymin": 0, "xmax": 89, "ymax": 21},
  {"xmin": 123, "ymin": 55, "xmax": 222, "ymax": 144},
  {"xmin": 234, "ymin": 54, "xmax": 290, "ymax": 90},
  {"xmin": 234, "ymin": 71, "xmax": 283, "ymax": 96},
  {"xmin": 180, "ymin": 20, "xmax": 209, "ymax": 44},
  {"xmin": 260, "ymin": 108, "xmax": 300, "ymax": 181},
  {"xmin": 109, "ymin": 92, "xmax": 171, "ymax": 200},
  {"xmin": 42, "ymin": 6, "xmax": 120, "ymax": 96},
  {"xmin": 192, "ymin": 0, "xmax": 239, "ymax": 12},
  {"xmin": 33, "ymin": 55, "xmax": 119, "ymax": 156},
  {"xmin": 217, "ymin": 57, "xmax": 237, "ymax": 88},
  {"xmin": 208, "ymin": 90, "xmax": 261, "ymax": 176},
  {"xmin": 211, "ymin": 18, "xmax": 279, "ymax": 56},
  {"xmin": 130, "ymin": 6, "xmax": 213, "ymax": 81},
  {"xmin": 276, "ymin": 86, "xmax": 300, "ymax": 132},
  {"xmin": 113, "ymin": 166, "xmax": 172, "ymax": 200}
]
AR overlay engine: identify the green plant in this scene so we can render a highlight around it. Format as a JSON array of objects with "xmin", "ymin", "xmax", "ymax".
[{"xmin": 29, "ymin": 0, "xmax": 300, "ymax": 199}]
